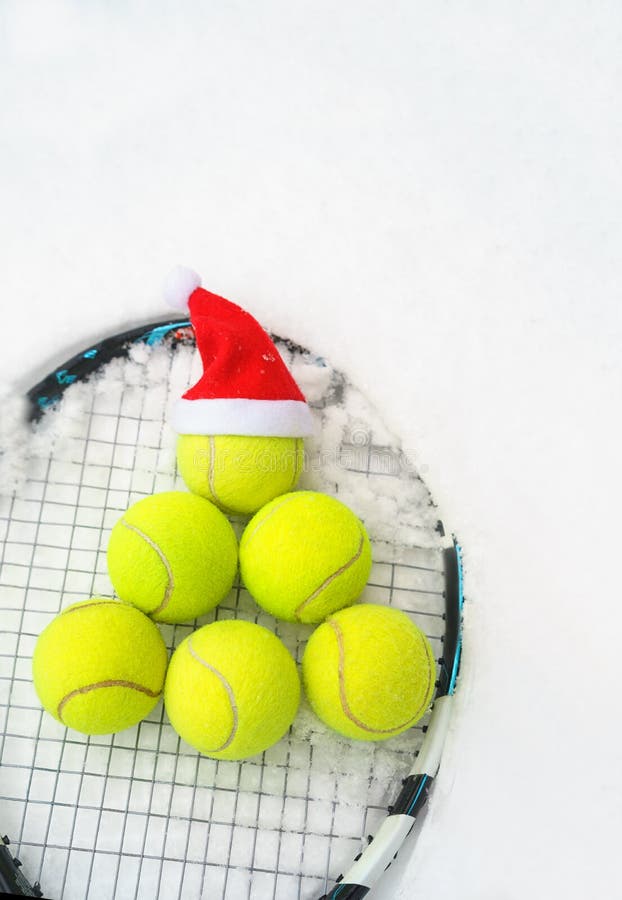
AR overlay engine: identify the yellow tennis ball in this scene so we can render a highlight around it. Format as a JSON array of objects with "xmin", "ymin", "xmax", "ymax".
[
  {"xmin": 176, "ymin": 434, "xmax": 304, "ymax": 515},
  {"xmin": 164, "ymin": 619, "xmax": 300, "ymax": 760},
  {"xmin": 302, "ymin": 604, "xmax": 436, "ymax": 741},
  {"xmin": 107, "ymin": 491, "xmax": 237, "ymax": 624},
  {"xmin": 32, "ymin": 599, "xmax": 168, "ymax": 735},
  {"xmin": 239, "ymin": 491, "xmax": 372, "ymax": 623}
]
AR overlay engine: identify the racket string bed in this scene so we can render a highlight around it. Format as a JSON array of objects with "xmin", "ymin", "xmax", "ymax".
[{"xmin": 0, "ymin": 323, "xmax": 461, "ymax": 900}]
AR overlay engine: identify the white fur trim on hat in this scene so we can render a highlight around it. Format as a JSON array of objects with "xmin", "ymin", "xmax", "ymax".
[{"xmin": 170, "ymin": 398, "xmax": 314, "ymax": 437}]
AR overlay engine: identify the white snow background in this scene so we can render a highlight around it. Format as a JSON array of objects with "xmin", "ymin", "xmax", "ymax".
[{"xmin": 1, "ymin": 2, "xmax": 621, "ymax": 897}]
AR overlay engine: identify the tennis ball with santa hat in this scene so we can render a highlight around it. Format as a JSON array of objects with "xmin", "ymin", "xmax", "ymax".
[{"xmin": 165, "ymin": 267, "xmax": 313, "ymax": 515}]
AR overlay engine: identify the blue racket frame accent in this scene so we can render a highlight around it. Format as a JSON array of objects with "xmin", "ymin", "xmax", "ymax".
[
  {"xmin": 27, "ymin": 319, "xmax": 193, "ymax": 420},
  {"xmin": 324, "ymin": 885, "xmax": 370, "ymax": 899}
]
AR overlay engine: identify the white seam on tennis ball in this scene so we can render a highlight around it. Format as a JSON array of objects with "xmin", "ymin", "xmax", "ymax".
[
  {"xmin": 57, "ymin": 679, "xmax": 162, "ymax": 723},
  {"xmin": 62, "ymin": 599, "xmax": 128, "ymax": 615},
  {"xmin": 330, "ymin": 618, "xmax": 432, "ymax": 734},
  {"xmin": 206, "ymin": 435, "xmax": 222, "ymax": 505},
  {"xmin": 120, "ymin": 520, "xmax": 174, "ymax": 616},
  {"xmin": 242, "ymin": 491, "xmax": 302, "ymax": 544},
  {"xmin": 187, "ymin": 636, "xmax": 238, "ymax": 752},
  {"xmin": 295, "ymin": 530, "xmax": 366, "ymax": 620},
  {"xmin": 285, "ymin": 438, "xmax": 303, "ymax": 492}
]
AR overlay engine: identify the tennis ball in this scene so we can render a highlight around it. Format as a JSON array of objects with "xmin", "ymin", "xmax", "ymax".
[
  {"xmin": 32, "ymin": 599, "xmax": 168, "ymax": 735},
  {"xmin": 107, "ymin": 491, "xmax": 237, "ymax": 624},
  {"xmin": 302, "ymin": 604, "xmax": 436, "ymax": 741},
  {"xmin": 176, "ymin": 434, "xmax": 304, "ymax": 516},
  {"xmin": 164, "ymin": 619, "xmax": 300, "ymax": 760},
  {"xmin": 239, "ymin": 491, "xmax": 372, "ymax": 623}
]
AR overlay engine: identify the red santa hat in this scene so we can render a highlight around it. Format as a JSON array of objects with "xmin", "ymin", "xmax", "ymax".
[{"xmin": 164, "ymin": 267, "xmax": 313, "ymax": 437}]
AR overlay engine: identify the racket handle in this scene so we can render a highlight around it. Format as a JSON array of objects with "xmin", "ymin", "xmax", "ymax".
[{"xmin": 0, "ymin": 836, "xmax": 43, "ymax": 897}]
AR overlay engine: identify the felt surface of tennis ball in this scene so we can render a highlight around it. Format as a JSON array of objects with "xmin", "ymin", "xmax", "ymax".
[
  {"xmin": 302, "ymin": 604, "xmax": 436, "ymax": 741},
  {"xmin": 239, "ymin": 491, "xmax": 372, "ymax": 623},
  {"xmin": 176, "ymin": 434, "xmax": 304, "ymax": 516},
  {"xmin": 164, "ymin": 619, "xmax": 300, "ymax": 760},
  {"xmin": 107, "ymin": 491, "xmax": 237, "ymax": 624},
  {"xmin": 32, "ymin": 599, "xmax": 168, "ymax": 735}
]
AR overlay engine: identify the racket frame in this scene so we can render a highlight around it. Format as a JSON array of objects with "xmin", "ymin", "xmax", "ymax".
[{"xmin": 16, "ymin": 319, "xmax": 464, "ymax": 900}]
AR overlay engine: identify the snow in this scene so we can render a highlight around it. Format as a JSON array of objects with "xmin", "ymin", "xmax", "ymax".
[{"xmin": 1, "ymin": 2, "xmax": 622, "ymax": 898}]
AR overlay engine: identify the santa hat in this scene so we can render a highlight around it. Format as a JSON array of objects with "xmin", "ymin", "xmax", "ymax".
[{"xmin": 164, "ymin": 267, "xmax": 313, "ymax": 437}]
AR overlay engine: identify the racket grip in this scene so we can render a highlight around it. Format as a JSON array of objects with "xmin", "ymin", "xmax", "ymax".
[{"xmin": 0, "ymin": 836, "xmax": 43, "ymax": 897}]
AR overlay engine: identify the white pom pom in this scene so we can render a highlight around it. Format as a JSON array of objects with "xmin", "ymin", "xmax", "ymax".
[{"xmin": 163, "ymin": 266, "xmax": 202, "ymax": 310}]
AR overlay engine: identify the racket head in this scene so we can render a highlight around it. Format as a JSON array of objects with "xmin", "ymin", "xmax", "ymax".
[{"xmin": 0, "ymin": 319, "xmax": 462, "ymax": 900}]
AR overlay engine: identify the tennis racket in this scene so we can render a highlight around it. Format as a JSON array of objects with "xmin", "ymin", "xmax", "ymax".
[{"xmin": 0, "ymin": 316, "xmax": 463, "ymax": 900}]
